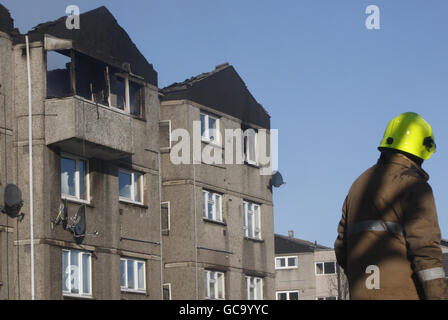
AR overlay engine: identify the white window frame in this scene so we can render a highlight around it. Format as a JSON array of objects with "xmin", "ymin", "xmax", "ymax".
[
  {"xmin": 118, "ymin": 168, "xmax": 144, "ymax": 205},
  {"xmin": 244, "ymin": 128, "xmax": 258, "ymax": 165},
  {"xmin": 161, "ymin": 201, "xmax": 171, "ymax": 232},
  {"xmin": 200, "ymin": 112, "xmax": 220, "ymax": 144},
  {"xmin": 243, "ymin": 201, "xmax": 261, "ymax": 240},
  {"xmin": 163, "ymin": 283, "xmax": 172, "ymax": 300},
  {"xmin": 120, "ymin": 257, "xmax": 147, "ymax": 293},
  {"xmin": 61, "ymin": 153, "xmax": 90, "ymax": 204},
  {"xmin": 204, "ymin": 270, "xmax": 225, "ymax": 300},
  {"xmin": 62, "ymin": 249, "xmax": 92, "ymax": 298},
  {"xmin": 202, "ymin": 190, "xmax": 223, "ymax": 222},
  {"xmin": 246, "ymin": 276, "xmax": 263, "ymax": 300},
  {"xmin": 276, "ymin": 290, "xmax": 299, "ymax": 300},
  {"xmin": 315, "ymin": 261, "xmax": 337, "ymax": 275},
  {"xmin": 275, "ymin": 256, "xmax": 298, "ymax": 269}
]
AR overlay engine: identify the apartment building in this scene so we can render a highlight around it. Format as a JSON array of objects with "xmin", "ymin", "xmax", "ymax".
[
  {"xmin": 0, "ymin": 6, "xmax": 163, "ymax": 299},
  {"xmin": 159, "ymin": 63, "xmax": 275, "ymax": 300},
  {"xmin": 0, "ymin": 5, "xmax": 277, "ymax": 300},
  {"xmin": 274, "ymin": 232, "xmax": 348, "ymax": 300}
]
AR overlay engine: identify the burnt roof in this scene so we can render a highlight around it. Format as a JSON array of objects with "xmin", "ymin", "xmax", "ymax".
[
  {"xmin": 16, "ymin": 6, "xmax": 157, "ymax": 86},
  {"xmin": 161, "ymin": 63, "xmax": 270, "ymax": 129},
  {"xmin": 275, "ymin": 233, "xmax": 329, "ymax": 254},
  {"xmin": 0, "ymin": 4, "xmax": 14, "ymax": 34}
]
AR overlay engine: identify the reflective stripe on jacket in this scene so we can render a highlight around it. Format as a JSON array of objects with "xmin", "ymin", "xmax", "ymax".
[{"xmin": 334, "ymin": 151, "xmax": 448, "ymax": 300}]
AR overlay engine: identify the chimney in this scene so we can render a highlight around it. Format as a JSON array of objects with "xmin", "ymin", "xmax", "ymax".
[{"xmin": 288, "ymin": 230, "xmax": 294, "ymax": 239}]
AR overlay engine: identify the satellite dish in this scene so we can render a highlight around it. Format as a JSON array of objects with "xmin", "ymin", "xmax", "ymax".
[
  {"xmin": 1, "ymin": 184, "xmax": 24, "ymax": 219},
  {"xmin": 73, "ymin": 204, "xmax": 86, "ymax": 236},
  {"xmin": 51, "ymin": 202, "xmax": 98, "ymax": 243},
  {"xmin": 270, "ymin": 171, "xmax": 285, "ymax": 188},
  {"xmin": 51, "ymin": 198, "xmax": 68, "ymax": 230}
]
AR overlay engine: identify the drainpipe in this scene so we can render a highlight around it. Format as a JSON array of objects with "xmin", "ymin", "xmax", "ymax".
[
  {"xmin": 25, "ymin": 35, "xmax": 35, "ymax": 300},
  {"xmin": 158, "ymin": 151, "xmax": 164, "ymax": 298},
  {"xmin": 193, "ymin": 162, "xmax": 198, "ymax": 300}
]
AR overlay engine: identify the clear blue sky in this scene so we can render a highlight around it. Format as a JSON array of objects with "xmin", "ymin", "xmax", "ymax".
[{"xmin": 3, "ymin": 0, "xmax": 448, "ymax": 247}]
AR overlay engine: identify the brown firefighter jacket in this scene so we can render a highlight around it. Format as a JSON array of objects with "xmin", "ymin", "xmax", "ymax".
[{"xmin": 335, "ymin": 151, "xmax": 448, "ymax": 299}]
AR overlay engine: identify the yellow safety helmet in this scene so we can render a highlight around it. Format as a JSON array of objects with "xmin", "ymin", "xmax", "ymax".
[{"xmin": 379, "ymin": 112, "xmax": 436, "ymax": 160}]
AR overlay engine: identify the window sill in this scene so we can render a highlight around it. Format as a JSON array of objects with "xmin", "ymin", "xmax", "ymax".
[
  {"xmin": 245, "ymin": 161, "xmax": 260, "ymax": 168},
  {"xmin": 244, "ymin": 237, "xmax": 264, "ymax": 243},
  {"xmin": 275, "ymin": 267, "xmax": 298, "ymax": 270},
  {"xmin": 63, "ymin": 293, "xmax": 93, "ymax": 300},
  {"xmin": 201, "ymin": 138, "xmax": 222, "ymax": 148},
  {"xmin": 61, "ymin": 196, "xmax": 93, "ymax": 207},
  {"xmin": 203, "ymin": 218, "xmax": 227, "ymax": 226},
  {"xmin": 121, "ymin": 289, "xmax": 147, "ymax": 295},
  {"xmin": 119, "ymin": 199, "xmax": 147, "ymax": 208}
]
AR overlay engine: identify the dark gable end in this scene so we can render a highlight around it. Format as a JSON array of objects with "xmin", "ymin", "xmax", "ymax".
[
  {"xmin": 17, "ymin": 6, "xmax": 157, "ymax": 86},
  {"xmin": 0, "ymin": 4, "xmax": 14, "ymax": 34},
  {"xmin": 161, "ymin": 64, "xmax": 270, "ymax": 129}
]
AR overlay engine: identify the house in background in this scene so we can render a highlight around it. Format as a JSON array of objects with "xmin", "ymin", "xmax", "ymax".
[
  {"xmin": 274, "ymin": 232, "xmax": 348, "ymax": 300},
  {"xmin": 159, "ymin": 63, "xmax": 275, "ymax": 300}
]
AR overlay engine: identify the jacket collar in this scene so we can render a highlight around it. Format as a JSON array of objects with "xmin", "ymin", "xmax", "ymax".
[{"xmin": 377, "ymin": 151, "xmax": 429, "ymax": 181}]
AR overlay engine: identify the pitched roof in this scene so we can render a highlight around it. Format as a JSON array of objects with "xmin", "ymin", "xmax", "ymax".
[
  {"xmin": 161, "ymin": 63, "xmax": 271, "ymax": 129},
  {"xmin": 275, "ymin": 233, "xmax": 329, "ymax": 254},
  {"xmin": 16, "ymin": 6, "xmax": 157, "ymax": 86},
  {"xmin": 0, "ymin": 4, "xmax": 14, "ymax": 34}
]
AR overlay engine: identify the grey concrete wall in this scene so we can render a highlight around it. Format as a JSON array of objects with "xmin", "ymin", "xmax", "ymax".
[
  {"xmin": 0, "ymin": 40, "xmax": 162, "ymax": 300},
  {"xmin": 160, "ymin": 99, "xmax": 275, "ymax": 300}
]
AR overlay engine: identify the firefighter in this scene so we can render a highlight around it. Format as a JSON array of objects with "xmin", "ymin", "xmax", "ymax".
[{"xmin": 335, "ymin": 112, "xmax": 448, "ymax": 300}]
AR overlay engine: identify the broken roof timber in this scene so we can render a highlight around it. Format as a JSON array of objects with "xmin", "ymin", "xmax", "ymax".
[{"xmin": 15, "ymin": 6, "xmax": 158, "ymax": 87}]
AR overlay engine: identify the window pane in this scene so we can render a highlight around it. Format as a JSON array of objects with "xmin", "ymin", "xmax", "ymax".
[
  {"xmin": 82, "ymin": 254, "xmax": 90, "ymax": 294},
  {"xmin": 119, "ymin": 171, "xmax": 132, "ymax": 199},
  {"xmin": 207, "ymin": 193, "xmax": 213, "ymax": 220},
  {"xmin": 202, "ymin": 191, "xmax": 207, "ymax": 218},
  {"xmin": 209, "ymin": 117, "xmax": 216, "ymax": 141},
  {"xmin": 127, "ymin": 260, "xmax": 135, "ymax": 289},
  {"xmin": 289, "ymin": 292, "xmax": 299, "ymax": 300},
  {"xmin": 217, "ymin": 273, "xmax": 224, "ymax": 299},
  {"xmin": 209, "ymin": 272, "xmax": 215, "ymax": 299},
  {"xmin": 248, "ymin": 213, "xmax": 253, "ymax": 238},
  {"xmin": 215, "ymin": 194, "xmax": 221, "ymax": 220},
  {"xmin": 137, "ymin": 262, "xmax": 145, "ymax": 290},
  {"xmin": 110, "ymin": 74, "xmax": 125, "ymax": 109},
  {"xmin": 70, "ymin": 251, "xmax": 79, "ymax": 294},
  {"xmin": 324, "ymin": 262, "xmax": 336, "ymax": 274},
  {"xmin": 61, "ymin": 158, "xmax": 76, "ymax": 197},
  {"xmin": 129, "ymin": 81, "xmax": 142, "ymax": 116},
  {"xmin": 288, "ymin": 257, "xmax": 297, "ymax": 267},
  {"xmin": 279, "ymin": 258, "xmax": 286, "ymax": 267},
  {"xmin": 256, "ymin": 279, "xmax": 262, "ymax": 300},
  {"xmin": 79, "ymin": 159, "xmax": 87, "ymax": 200},
  {"xmin": 62, "ymin": 251, "xmax": 69, "ymax": 292},
  {"xmin": 278, "ymin": 292, "xmax": 287, "ymax": 300},
  {"xmin": 200, "ymin": 114, "xmax": 206, "ymax": 138},
  {"xmin": 316, "ymin": 263, "xmax": 323, "ymax": 274},
  {"xmin": 133, "ymin": 173, "xmax": 141, "ymax": 202},
  {"xmin": 120, "ymin": 259, "xmax": 126, "ymax": 287}
]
